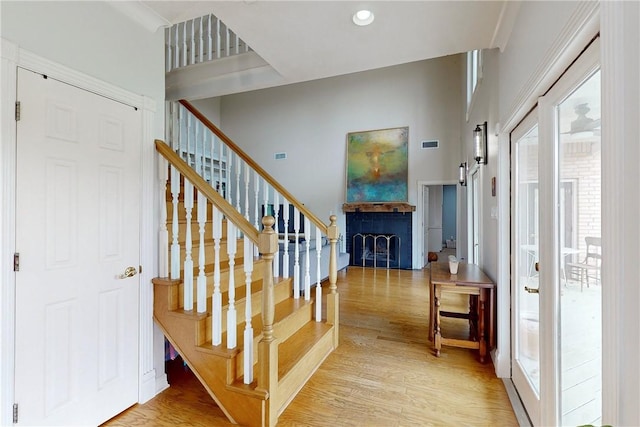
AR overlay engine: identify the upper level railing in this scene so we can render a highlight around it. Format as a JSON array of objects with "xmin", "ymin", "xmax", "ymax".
[{"xmin": 165, "ymin": 13, "xmax": 252, "ymax": 72}]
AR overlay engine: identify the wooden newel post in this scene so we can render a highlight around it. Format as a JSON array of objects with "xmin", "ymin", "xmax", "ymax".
[
  {"xmin": 326, "ymin": 215, "xmax": 340, "ymax": 346},
  {"xmin": 257, "ymin": 216, "xmax": 278, "ymax": 427}
]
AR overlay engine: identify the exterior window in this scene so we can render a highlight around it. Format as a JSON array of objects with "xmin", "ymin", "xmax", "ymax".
[{"xmin": 466, "ymin": 49, "xmax": 483, "ymax": 113}]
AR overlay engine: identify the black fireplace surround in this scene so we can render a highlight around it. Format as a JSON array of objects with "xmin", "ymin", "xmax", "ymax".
[{"xmin": 345, "ymin": 211, "xmax": 412, "ymax": 269}]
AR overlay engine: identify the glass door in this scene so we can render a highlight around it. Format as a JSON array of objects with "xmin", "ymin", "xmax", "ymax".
[
  {"xmin": 512, "ymin": 39, "xmax": 601, "ymax": 426},
  {"xmin": 511, "ymin": 112, "xmax": 541, "ymax": 425}
]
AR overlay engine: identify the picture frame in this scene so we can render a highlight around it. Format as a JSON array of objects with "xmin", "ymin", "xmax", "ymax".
[{"xmin": 345, "ymin": 126, "xmax": 409, "ymax": 203}]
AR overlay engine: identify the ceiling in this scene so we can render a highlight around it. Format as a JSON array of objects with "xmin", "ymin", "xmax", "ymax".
[{"xmin": 122, "ymin": 1, "xmax": 518, "ymax": 97}]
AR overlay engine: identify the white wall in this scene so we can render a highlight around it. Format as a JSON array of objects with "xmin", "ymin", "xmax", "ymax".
[
  {"xmin": 211, "ymin": 56, "xmax": 462, "ymax": 268},
  {"xmin": 0, "ymin": 2, "xmax": 167, "ymax": 423},
  {"xmin": 1, "ymin": 1, "xmax": 165, "ymax": 117}
]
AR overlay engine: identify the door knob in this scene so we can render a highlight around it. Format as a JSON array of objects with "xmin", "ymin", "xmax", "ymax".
[
  {"xmin": 524, "ymin": 286, "xmax": 539, "ymax": 294},
  {"xmin": 119, "ymin": 266, "xmax": 138, "ymax": 279}
]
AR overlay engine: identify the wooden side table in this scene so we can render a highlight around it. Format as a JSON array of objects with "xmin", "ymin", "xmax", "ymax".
[{"xmin": 429, "ymin": 262, "xmax": 495, "ymax": 363}]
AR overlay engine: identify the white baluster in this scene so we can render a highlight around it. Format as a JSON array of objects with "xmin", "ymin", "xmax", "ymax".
[
  {"xmin": 304, "ymin": 217, "xmax": 311, "ymax": 301},
  {"xmin": 173, "ymin": 25, "xmax": 179, "ymax": 70},
  {"xmin": 224, "ymin": 23, "xmax": 230, "ymax": 57},
  {"xmin": 243, "ymin": 236, "xmax": 254, "ymax": 384},
  {"xmin": 235, "ymin": 155, "xmax": 242, "ymax": 213},
  {"xmin": 215, "ymin": 17, "xmax": 221, "ymax": 59},
  {"xmin": 194, "ymin": 119, "xmax": 201, "ymax": 173},
  {"xmin": 165, "ymin": 28, "xmax": 171, "ymax": 72},
  {"xmin": 293, "ymin": 206, "xmax": 301, "ymax": 298},
  {"xmin": 244, "ymin": 163, "xmax": 250, "ymax": 221},
  {"xmin": 196, "ymin": 191, "xmax": 207, "ymax": 313},
  {"xmin": 181, "ymin": 22, "xmax": 187, "ymax": 68},
  {"xmin": 283, "ymin": 199, "xmax": 290, "ymax": 279},
  {"xmin": 198, "ymin": 16, "xmax": 203, "ymax": 64},
  {"xmin": 211, "ymin": 206, "xmax": 223, "ymax": 345},
  {"xmin": 189, "ymin": 19, "xmax": 195, "ymax": 65},
  {"xmin": 170, "ymin": 166, "xmax": 180, "ymax": 279},
  {"xmin": 273, "ymin": 193, "xmax": 280, "ymax": 278},
  {"xmin": 315, "ymin": 226, "xmax": 323, "ymax": 321},
  {"xmin": 183, "ymin": 179, "xmax": 194, "ymax": 311},
  {"xmin": 207, "ymin": 15, "xmax": 213, "ymax": 61},
  {"xmin": 226, "ymin": 221, "xmax": 237, "ymax": 349},
  {"xmin": 253, "ymin": 171, "xmax": 260, "ymax": 231}
]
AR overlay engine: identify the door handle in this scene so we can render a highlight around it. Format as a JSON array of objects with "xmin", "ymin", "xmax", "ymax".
[
  {"xmin": 119, "ymin": 266, "xmax": 138, "ymax": 279},
  {"xmin": 524, "ymin": 286, "xmax": 539, "ymax": 294}
]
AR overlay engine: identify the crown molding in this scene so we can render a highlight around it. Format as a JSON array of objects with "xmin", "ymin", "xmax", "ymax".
[{"xmin": 107, "ymin": 1, "xmax": 170, "ymax": 33}]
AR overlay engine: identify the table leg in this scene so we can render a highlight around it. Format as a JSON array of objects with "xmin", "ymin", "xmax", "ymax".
[
  {"xmin": 478, "ymin": 289, "xmax": 487, "ymax": 363},
  {"xmin": 434, "ymin": 284, "xmax": 442, "ymax": 357}
]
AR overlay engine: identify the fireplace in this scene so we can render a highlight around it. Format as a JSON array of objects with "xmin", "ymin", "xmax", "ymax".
[{"xmin": 344, "ymin": 204, "xmax": 414, "ymax": 269}]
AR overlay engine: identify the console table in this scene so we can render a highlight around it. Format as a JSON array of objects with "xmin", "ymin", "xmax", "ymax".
[{"xmin": 429, "ymin": 262, "xmax": 495, "ymax": 363}]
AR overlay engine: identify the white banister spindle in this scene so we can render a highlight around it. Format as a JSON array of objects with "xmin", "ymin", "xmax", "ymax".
[
  {"xmin": 196, "ymin": 191, "xmax": 207, "ymax": 313},
  {"xmin": 283, "ymin": 199, "xmax": 290, "ymax": 279},
  {"xmin": 243, "ymin": 235, "xmax": 254, "ymax": 384},
  {"xmin": 183, "ymin": 179, "xmax": 194, "ymax": 311},
  {"xmin": 215, "ymin": 18, "xmax": 221, "ymax": 59},
  {"xmin": 173, "ymin": 25, "xmax": 179, "ymax": 70},
  {"xmin": 244, "ymin": 163, "xmax": 250, "ymax": 221},
  {"xmin": 181, "ymin": 22, "xmax": 187, "ymax": 68},
  {"xmin": 304, "ymin": 217, "xmax": 311, "ymax": 301},
  {"xmin": 226, "ymin": 222, "xmax": 237, "ymax": 348},
  {"xmin": 194, "ymin": 120, "xmax": 201, "ymax": 173},
  {"xmin": 235, "ymin": 154, "xmax": 242, "ymax": 213},
  {"xmin": 189, "ymin": 20, "xmax": 195, "ymax": 65},
  {"xmin": 224, "ymin": 23, "xmax": 230, "ymax": 57},
  {"xmin": 170, "ymin": 166, "xmax": 180, "ymax": 279},
  {"xmin": 211, "ymin": 206, "xmax": 223, "ymax": 345},
  {"xmin": 253, "ymin": 171, "xmax": 260, "ymax": 230},
  {"xmin": 293, "ymin": 206, "xmax": 301, "ymax": 298},
  {"xmin": 273, "ymin": 193, "xmax": 280, "ymax": 277},
  {"xmin": 207, "ymin": 15, "xmax": 213, "ymax": 61},
  {"xmin": 315, "ymin": 226, "xmax": 323, "ymax": 321},
  {"xmin": 198, "ymin": 16, "xmax": 203, "ymax": 64},
  {"xmin": 165, "ymin": 28, "xmax": 171, "ymax": 72}
]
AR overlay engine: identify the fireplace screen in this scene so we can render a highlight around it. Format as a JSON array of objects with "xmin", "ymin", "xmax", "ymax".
[{"xmin": 352, "ymin": 233, "xmax": 401, "ymax": 269}]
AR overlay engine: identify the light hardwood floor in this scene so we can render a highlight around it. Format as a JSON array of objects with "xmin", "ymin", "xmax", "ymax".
[{"xmin": 103, "ymin": 266, "xmax": 518, "ymax": 426}]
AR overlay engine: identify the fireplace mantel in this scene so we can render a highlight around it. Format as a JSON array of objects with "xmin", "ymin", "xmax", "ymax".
[{"xmin": 342, "ymin": 202, "xmax": 415, "ymax": 213}]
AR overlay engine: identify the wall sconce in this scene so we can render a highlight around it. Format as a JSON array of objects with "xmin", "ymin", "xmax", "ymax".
[
  {"xmin": 473, "ymin": 121, "xmax": 488, "ymax": 165},
  {"xmin": 458, "ymin": 162, "xmax": 467, "ymax": 186}
]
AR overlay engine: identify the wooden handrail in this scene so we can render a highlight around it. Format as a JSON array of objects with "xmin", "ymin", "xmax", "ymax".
[
  {"xmin": 156, "ymin": 139, "xmax": 260, "ymax": 244},
  {"xmin": 179, "ymin": 100, "xmax": 329, "ymax": 235}
]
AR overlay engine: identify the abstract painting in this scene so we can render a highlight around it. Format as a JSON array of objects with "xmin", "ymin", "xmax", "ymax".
[{"xmin": 346, "ymin": 127, "xmax": 409, "ymax": 203}]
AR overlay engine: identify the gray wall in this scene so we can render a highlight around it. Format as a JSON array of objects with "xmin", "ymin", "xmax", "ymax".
[{"xmin": 210, "ymin": 56, "xmax": 462, "ymax": 267}]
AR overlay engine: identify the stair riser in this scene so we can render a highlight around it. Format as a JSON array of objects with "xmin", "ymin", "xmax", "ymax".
[
  {"xmin": 206, "ymin": 279, "xmax": 292, "ymax": 339},
  {"xmin": 276, "ymin": 328, "xmax": 334, "ymax": 414},
  {"xmin": 170, "ymin": 221, "xmax": 227, "ymax": 244},
  {"xmin": 234, "ymin": 301, "xmax": 313, "ymax": 380},
  {"xmin": 170, "ymin": 238, "xmax": 246, "ymax": 271}
]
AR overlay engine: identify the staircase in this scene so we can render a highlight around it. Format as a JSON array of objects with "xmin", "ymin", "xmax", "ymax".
[{"xmin": 152, "ymin": 101, "xmax": 340, "ymax": 426}]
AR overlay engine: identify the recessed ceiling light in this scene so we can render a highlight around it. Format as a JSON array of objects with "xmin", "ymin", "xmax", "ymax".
[{"xmin": 353, "ymin": 9, "xmax": 374, "ymax": 26}]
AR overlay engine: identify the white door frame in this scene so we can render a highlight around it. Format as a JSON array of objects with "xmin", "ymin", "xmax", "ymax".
[
  {"xmin": 416, "ymin": 180, "xmax": 457, "ymax": 269},
  {"xmin": 1, "ymin": 39, "xmax": 161, "ymax": 425}
]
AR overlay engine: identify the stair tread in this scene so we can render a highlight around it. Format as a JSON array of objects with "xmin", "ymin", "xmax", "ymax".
[{"xmin": 277, "ymin": 321, "xmax": 333, "ymax": 379}]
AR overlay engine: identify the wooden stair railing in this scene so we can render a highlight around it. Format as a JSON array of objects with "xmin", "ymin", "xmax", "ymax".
[
  {"xmin": 154, "ymin": 132, "xmax": 338, "ymax": 426},
  {"xmin": 167, "ymin": 100, "xmax": 340, "ymax": 344}
]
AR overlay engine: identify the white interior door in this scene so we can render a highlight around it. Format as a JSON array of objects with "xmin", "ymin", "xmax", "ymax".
[
  {"xmin": 511, "ymin": 39, "xmax": 601, "ymax": 426},
  {"xmin": 14, "ymin": 68, "xmax": 141, "ymax": 426}
]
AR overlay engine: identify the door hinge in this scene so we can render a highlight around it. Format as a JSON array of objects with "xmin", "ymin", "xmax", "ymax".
[
  {"xmin": 13, "ymin": 253, "xmax": 19, "ymax": 272},
  {"xmin": 13, "ymin": 403, "xmax": 18, "ymax": 424},
  {"xmin": 15, "ymin": 101, "xmax": 21, "ymax": 122}
]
